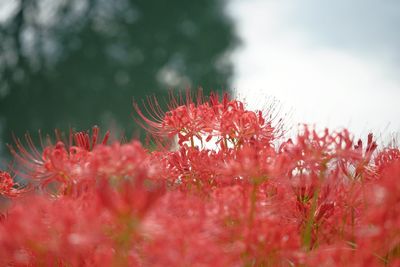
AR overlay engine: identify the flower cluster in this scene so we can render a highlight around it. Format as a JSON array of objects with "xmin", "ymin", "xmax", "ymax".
[
  {"xmin": 0, "ymin": 92, "xmax": 399, "ymax": 266},
  {"xmin": 0, "ymin": 171, "xmax": 24, "ymax": 198},
  {"xmin": 134, "ymin": 91, "xmax": 279, "ymax": 149}
]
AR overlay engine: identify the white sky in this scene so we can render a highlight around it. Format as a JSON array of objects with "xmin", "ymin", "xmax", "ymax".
[{"xmin": 228, "ymin": 0, "xmax": 400, "ymax": 140}]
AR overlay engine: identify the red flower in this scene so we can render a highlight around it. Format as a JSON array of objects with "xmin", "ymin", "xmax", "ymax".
[
  {"xmin": 0, "ymin": 91, "xmax": 398, "ymax": 266},
  {"xmin": 0, "ymin": 171, "xmax": 25, "ymax": 198},
  {"xmin": 8, "ymin": 127, "xmax": 109, "ymax": 195},
  {"xmin": 134, "ymin": 90, "xmax": 281, "ymax": 149}
]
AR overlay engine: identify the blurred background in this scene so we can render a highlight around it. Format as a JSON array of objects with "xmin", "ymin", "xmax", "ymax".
[{"xmin": 0, "ymin": 0, "xmax": 399, "ymax": 162}]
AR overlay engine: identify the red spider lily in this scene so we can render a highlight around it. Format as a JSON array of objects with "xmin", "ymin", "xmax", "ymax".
[
  {"xmin": 73, "ymin": 125, "xmax": 110, "ymax": 151},
  {"xmin": 134, "ymin": 90, "xmax": 281, "ymax": 149},
  {"xmin": 86, "ymin": 141, "xmax": 165, "ymax": 218},
  {"xmin": 0, "ymin": 142, "xmax": 164, "ymax": 266},
  {"xmin": 8, "ymin": 127, "xmax": 109, "ymax": 195},
  {"xmin": 141, "ymin": 191, "xmax": 243, "ymax": 267},
  {"xmin": 0, "ymin": 196, "xmax": 113, "ymax": 266},
  {"xmin": 358, "ymin": 156, "xmax": 400, "ymax": 264},
  {"xmin": 374, "ymin": 147, "xmax": 400, "ymax": 174},
  {"xmin": 0, "ymin": 171, "xmax": 27, "ymax": 198},
  {"xmin": 0, "ymin": 91, "xmax": 399, "ymax": 266}
]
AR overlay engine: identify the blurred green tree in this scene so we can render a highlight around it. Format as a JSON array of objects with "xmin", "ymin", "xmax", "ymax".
[{"xmin": 0, "ymin": 0, "xmax": 237, "ymax": 147}]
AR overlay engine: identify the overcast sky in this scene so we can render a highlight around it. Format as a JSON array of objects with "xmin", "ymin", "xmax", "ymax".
[{"xmin": 228, "ymin": 0, "xmax": 400, "ymax": 141}]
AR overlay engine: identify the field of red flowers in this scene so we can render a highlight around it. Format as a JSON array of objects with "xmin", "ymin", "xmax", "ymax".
[{"xmin": 0, "ymin": 91, "xmax": 399, "ymax": 266}]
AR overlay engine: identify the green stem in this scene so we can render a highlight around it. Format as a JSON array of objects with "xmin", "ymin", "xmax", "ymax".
[{"xmin": 302, "ymin": 189, "xmax": 319, "ymax": 251}]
